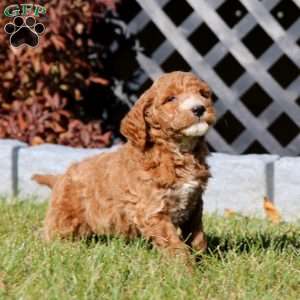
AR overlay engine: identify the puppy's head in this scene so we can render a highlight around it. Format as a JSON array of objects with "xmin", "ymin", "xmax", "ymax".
[{"xmin": 121, "ymin": 71, "xmax": 216, "ymax": 150}]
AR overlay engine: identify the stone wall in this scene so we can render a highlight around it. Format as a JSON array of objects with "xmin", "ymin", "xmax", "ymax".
[{"xmin": 0, "ymin": 139, "xmax": 299, "ymax": 221}]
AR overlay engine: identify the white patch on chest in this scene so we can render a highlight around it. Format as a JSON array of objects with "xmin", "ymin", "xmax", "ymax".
[
  {"xmin": 178, "ymin": 180, "xmax": 199, "ymax": 200},
  {"xmin": 168, "ymin": 180, "xmax": 200, "ymax": 225}
]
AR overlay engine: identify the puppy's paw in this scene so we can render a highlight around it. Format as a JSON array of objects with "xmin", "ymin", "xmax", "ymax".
[{"xmin": 191, "ymin": 232, "xmax": 207, "ymax": 253}]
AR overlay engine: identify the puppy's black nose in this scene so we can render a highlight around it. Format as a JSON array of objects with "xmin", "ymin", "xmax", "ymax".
[{"xmin": 192, "ymin": 105, "xmax": 205, "ymax": 118}]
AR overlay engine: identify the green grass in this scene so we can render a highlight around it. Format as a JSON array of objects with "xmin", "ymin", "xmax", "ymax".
[{"xmin": 0, "ymin": 200, "xmax": 299, "ymax": 300}]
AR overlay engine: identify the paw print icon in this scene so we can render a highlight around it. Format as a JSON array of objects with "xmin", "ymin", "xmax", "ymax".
[{"xmin": 4, "ymin": 16, "xmax": 45, "ymax": 48}]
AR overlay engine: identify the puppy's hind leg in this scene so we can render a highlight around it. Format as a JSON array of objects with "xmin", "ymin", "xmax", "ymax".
[
  {"xmin": 43, "ymin": 179, "xmax": 92, "ymax": 241},
  {"xmin": 43, "ymin": 204, "xmax": 92, "ymax": 241}
]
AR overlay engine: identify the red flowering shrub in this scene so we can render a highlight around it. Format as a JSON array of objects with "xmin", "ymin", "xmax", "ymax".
[{"xmin": 0, "ymin": 0, "xmax": 121, "ymax": 147}]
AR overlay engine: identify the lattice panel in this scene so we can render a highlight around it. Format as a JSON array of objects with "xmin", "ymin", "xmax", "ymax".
[{"xmin": 119, "ymin": 0, "xmax": 300, "ymax": 155}]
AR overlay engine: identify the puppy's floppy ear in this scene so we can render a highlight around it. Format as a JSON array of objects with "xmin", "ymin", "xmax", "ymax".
[{"xmin": 121, "ymin": 89, "xmax": 154, "ymax": 150}]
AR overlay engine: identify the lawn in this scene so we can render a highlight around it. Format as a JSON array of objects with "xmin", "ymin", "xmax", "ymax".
[{"xmin": 0, "ymin": 200, "xmax": 299, "ymax": 300}]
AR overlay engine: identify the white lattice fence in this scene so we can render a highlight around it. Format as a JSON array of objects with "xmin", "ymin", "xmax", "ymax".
[{"xmin": 120, "ymin": 0, "xmax": 300, "ymax": 156}]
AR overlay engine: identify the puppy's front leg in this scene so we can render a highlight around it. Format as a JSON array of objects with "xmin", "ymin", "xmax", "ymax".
[
  {"xmin": 181, "ymin": 200, "xmax": 207, "ymax": 253},
  {"xmin": 137, "ymin": 214, "xmax": 190, "ymax": 259}
]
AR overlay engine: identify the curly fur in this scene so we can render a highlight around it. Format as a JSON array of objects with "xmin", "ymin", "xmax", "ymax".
[{"xmin": 33, "ymin": 71, "xmax": 216, "ymax": 262}]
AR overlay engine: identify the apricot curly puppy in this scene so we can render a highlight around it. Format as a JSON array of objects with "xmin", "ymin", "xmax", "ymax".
[{"xmin": 33, "ymin": 71, "xmax": 216, "ymax": 262}]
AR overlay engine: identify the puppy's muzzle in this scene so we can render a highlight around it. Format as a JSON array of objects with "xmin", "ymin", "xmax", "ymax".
[{"xmin": 191, "ymin": 105, "xmax": 206, "ymax": 118}]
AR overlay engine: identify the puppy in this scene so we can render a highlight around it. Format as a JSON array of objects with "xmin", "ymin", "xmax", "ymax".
[{"xmin": 33, "ymin": 71, "xmax": 216, "ymax": 261}]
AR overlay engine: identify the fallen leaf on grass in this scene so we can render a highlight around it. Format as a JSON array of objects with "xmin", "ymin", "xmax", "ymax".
[
  {"xmin": 224, "ymin": 209, "xmax": 237, "ymax": 218},
  {"xmin": 264, "ymin": 197, "xmax": 282, "ymax": 224},
  {"xmin": 0, "ymin": 273, "xmax": 6, "ymax": 290}
]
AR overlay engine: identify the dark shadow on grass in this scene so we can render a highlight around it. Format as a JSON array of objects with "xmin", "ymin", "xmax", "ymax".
[
  {"xmin": 76, "ymin": 231, "xmax": 299, "ymax": 264},
  {"xmin": 84, "ymin": 234, "xmax": 153, "ymax": 250},
  {"xmin": 205, "ymin": 232, "xmax": 300, "ymax": 259}
]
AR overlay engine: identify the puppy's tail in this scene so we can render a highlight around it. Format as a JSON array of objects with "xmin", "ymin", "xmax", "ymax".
[{"xmin": 31, "ymin": 174, "xmax": 61, "ymax": 189}]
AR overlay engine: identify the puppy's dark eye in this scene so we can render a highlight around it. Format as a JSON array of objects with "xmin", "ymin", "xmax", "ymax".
[
  {"xmin": 200, "ymin": 90, "xmax": 210, "ymax": 98},
  {"xmin": 165, "ymin": 96, "xmax": 176, "ymax": 103}
]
